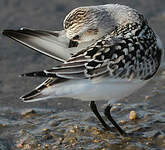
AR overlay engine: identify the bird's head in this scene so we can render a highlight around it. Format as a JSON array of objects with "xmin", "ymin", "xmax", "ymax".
[{"xmin": 63, "ymin": 4, "xmax": 143, "ymax": 43}]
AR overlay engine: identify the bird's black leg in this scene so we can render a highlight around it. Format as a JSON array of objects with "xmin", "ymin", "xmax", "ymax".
[
  {"xmin": 90, "ymin": 101, "xmax": 111, "ymax": 130},
  {"xmin": 104, "ymin": 104, "xmax": 127, "ymax": 136}
]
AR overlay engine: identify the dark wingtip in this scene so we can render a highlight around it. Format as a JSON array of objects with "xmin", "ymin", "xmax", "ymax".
[
  {"xmin": 2, "ymin": 29, "xmax": 17, "ymax": 37},
  {"xmin": 20, "ymin": 96, "xmax": 30, "ymax": 103},
  {"xmin": 19, "ymin": 73, "xmax": 28, "ymax": 77},
  {"xmin": 19, "ymin": 96, "xmax": 25, "ymax": 102},
  {"xmin": 2, "ymin": 28, "xmax": 28, "ymax": 37},
  {"xmin": 20, "ymin": 89, "xmax": 39, "ymax": 101},
  {"xmin": 2, "ymin": 29, "xmax": 10, "ymax": 36},
  {"xmin": 19, "ymin": 95, "xmax": 30, "ymax": 102},
  {"xmin": 19, "ymin": 71, "xmax": 48, "ymax": 78},
  {"xmin": 19, "ymin": 70, "xmax": 57, "ymax": 78}
]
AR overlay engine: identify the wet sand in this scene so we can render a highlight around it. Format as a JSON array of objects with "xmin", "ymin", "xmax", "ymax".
[
  {"xmin": 0, "ymin": 0, "xmax": 165, "ymax": 149},
  {"xmin": 1, "ymin": 72, "xmax": 165, "ymax": 149}
]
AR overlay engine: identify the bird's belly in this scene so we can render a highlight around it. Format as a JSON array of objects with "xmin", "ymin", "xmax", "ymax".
[{"xmin": 43, "ymin": 78, "xmax": 148, "ymax": 102}]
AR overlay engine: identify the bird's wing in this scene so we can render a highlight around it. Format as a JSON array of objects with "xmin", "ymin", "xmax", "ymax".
[
  {"xmin": 20, "ymin": 77, "xmax": 69, "ymax": 102},
  {"xmin": 21, "ymin": 28, "xmax": 161, "ymax": 81},
  {"xmin": 2, "ymin": 28, "xmax": 80, "ymax": 62},
  {"xmin": 20, "ymin": 36, "xmax": 124, "ymax": 102},
  {"xmin": 20, "ymin": 22, "xmax": 162, "ymax": 102}
]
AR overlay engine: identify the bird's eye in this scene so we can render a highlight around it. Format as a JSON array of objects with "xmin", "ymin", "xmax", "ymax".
[{"xmin": 73, "ymin": 35, "xmax": 80, "ymax": 40}]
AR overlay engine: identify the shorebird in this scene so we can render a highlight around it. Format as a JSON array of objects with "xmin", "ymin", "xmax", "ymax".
[{"xmin": 3, "ymin": 4, "xmax": 164, "ymax": 136}]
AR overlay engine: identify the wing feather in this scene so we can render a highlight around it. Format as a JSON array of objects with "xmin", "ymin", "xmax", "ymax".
[
  {"xmin": 18, "ymin": 22, "xmax": 162, "ymax": 102},
  {"xmin": 3, "ymin": 28, "xmax": 95, "ymax": 62},
  {"xmin": 20, "ymin": 78, "xmax": 68, "ymax": 102},
  {"xmin": 20, "ymin": 28, "xmax": 161, "ymax": 81},
  {"xmin": 3, "ymin": 28, "xmax": 71, "ymax": 62}
]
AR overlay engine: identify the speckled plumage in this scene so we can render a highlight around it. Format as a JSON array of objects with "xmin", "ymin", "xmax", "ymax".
[
  {"xmin": 3, "ymin": 4, "xmax": 164, "ymax": 135},
  {"xmin": 24, "ymin": 20, "xmax": 162, "ymax": 81},
  {"xmin": 2, "ymin": 4, "xmax": 164, "ymax": 102},
  {"xmin": 76, "ymin": 21, "xmax": 162, "ymax": 80}
]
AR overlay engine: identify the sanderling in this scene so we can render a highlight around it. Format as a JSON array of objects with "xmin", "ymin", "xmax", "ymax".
[{"xmin": 3, "ymin": 4, "xmax": 164, "ymax": 136}]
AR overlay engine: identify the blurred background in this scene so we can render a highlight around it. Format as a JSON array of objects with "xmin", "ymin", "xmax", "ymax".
[{"xmin": 0, "ymin": 0, "xmax": 165, "ymax": 149}]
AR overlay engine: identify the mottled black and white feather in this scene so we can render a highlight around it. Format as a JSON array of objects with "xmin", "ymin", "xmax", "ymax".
[
  {"xmin": 3, "ymin": 4, "xmax": 164, "ymax": 102},
  {"xmin": 22, "ymin": 21, "xmax": 162, "ymax": 81}
]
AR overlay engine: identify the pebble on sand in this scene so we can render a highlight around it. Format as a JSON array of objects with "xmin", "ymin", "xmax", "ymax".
[
  {"xmin": 145, "ymin": 96, "xmax": 150, "ymax": 100},
  {"xmin": 16, "ymin": 142, "xmax": 23, "ymax": 149},
  {"xmin": 120, "ymin": 120, "xmax": 127, "ymax": 124},
  {"xmin": 129, "ymin": 111, "xmax": 137, "ymax": 120},
  {"xmin": 21, "ymin": 109, "xmax": 37, "ymax": 117}
]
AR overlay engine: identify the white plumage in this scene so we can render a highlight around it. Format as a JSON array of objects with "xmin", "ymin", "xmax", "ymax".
[
  {"xmin": 3, "ymin": 3, "xmax": 164, "ymax": 135},
  {"xmin": 3, "ymin": 4, "xmax": 164, "ymax": 103}
]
